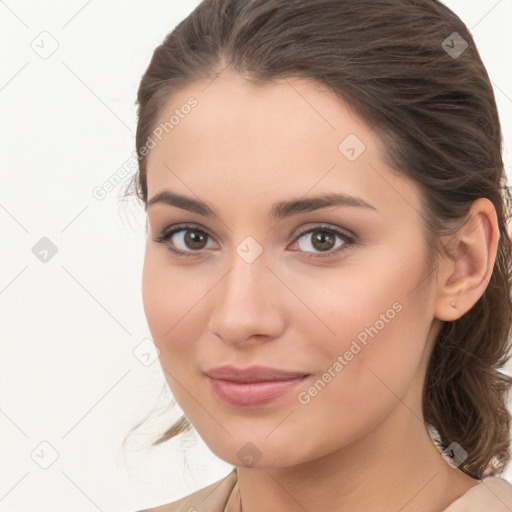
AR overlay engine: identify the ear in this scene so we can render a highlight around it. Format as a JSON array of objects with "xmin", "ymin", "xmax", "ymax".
[{"xmin": 434, "ymin": 198, "xmax": 500, "ymax": 321}]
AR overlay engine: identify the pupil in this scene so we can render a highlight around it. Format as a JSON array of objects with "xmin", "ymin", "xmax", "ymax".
[
  {"xmin": 314, "ymin": 230, "xmax": 334, "ymax": 251},
  {"xmin": 186, "ymin": 230, "xmax": 206, "ymax": 249}
]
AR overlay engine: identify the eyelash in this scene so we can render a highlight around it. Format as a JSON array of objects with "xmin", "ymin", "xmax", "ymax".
[{"xmin": 152, "ymin": 223, "xmax": 356, "ymax": 259}]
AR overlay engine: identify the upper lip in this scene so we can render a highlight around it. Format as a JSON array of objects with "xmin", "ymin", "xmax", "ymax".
[{"xmin": 205, "ymin": 365, "xmax": 310, "ymax": 383}]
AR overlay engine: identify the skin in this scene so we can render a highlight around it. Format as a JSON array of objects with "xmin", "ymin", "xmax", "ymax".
[{"xmin": 142, "ymin": 70, "xmax": 499, "ymax": 511}]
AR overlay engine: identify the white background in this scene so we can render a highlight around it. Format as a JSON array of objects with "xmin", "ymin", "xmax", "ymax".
[{"xmin": 1, "ymin": 1, "xmax": 511, "ymax": 510}]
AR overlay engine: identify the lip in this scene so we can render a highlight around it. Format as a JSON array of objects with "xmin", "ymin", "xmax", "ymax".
[
  {"xmin": 205, "ymin": 365, "xmax": 310, "ymax": 382},
  {"xmin": 204, "ymin": 365, "xmax": 311, "ymax": 407}
]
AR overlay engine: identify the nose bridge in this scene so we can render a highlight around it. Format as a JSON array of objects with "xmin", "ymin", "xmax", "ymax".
[
  {"xmin": 221, "ymin": 235, "xmax": 269, "ymax": 308},
  {"xmin": 207, "ymin": 235, "xmax": 284, "ymax": 343}
]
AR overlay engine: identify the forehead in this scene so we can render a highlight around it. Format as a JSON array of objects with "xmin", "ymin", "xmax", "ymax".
[
  {"xmin": 148, "ymin": 70, "xmax": 379, "ymax": 162},
  {"xmin": 145, "ymin": 70, "xmax": 421, "ymax": 218}
]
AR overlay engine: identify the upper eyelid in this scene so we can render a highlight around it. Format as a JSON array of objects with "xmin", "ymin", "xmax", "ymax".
[
  {"xmin": 156, "ymin": 222, "xmax": 355, "ymax": 247},
  {"xmin": 159, "ymin": 221, "xmax": 352, "ymax": 236}
]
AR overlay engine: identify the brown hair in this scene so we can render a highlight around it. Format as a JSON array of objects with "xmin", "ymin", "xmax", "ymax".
[{"xmin": 126, "ymin": 0, "xmax": 512, "ymax": 479}]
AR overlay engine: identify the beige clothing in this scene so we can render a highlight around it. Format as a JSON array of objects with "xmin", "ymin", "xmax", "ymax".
[{"xmin": 138, "ymin": 468, "xmax": 512, "ymax": 511}]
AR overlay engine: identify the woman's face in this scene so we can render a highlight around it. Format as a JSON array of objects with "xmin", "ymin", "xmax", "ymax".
[{"xmin": 142, "ymin": 71, "xmax": 441, "ymax": 468}]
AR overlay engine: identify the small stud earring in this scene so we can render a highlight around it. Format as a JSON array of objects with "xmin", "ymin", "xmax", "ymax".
[{"xmin": 450, "ymin": 302, "xmax": 457, "ymax": 309}]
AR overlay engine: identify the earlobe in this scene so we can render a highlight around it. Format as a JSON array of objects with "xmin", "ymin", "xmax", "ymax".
[{"xmin": 434, "ymin": 198, "xmax": 500, "ymax": 321}]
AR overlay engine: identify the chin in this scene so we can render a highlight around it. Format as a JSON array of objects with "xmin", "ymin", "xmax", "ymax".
[{"xmin": 203, "ymin": 436, "xmax": 309, "ymax": 470}]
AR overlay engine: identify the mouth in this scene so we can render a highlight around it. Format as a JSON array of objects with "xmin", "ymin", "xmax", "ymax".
[{"xmin": 204, "ymin": 365, "xmax": 311, "ymax": 407}]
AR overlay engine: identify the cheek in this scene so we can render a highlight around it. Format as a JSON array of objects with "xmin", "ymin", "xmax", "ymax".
[
  {"xmin": 289, "ymin": 252, "xmax": 421, "ymax": 354},
  {"xmin": 333, "ymin": 241, "xmax": 428, "ymax": 339},
  {"xmin": 141, "ymin": 250, "xmax": 169, "ymax": 339},
  {"xmin": 297, "ymin": 245, "xmax": 431, "ymax": 402},
  {"xmin": 142, "ymin": 249, "xmax": 187, "ymax": 350},
  {"xmin": 141, "ymin": 247, "xmax": 212, "ymax": 365}
]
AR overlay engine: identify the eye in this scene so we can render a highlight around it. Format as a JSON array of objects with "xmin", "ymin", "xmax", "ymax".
[
  {"xmin": 153, "ymin": 223, "xmax": 216, "ymax": 257},
  {"xmin": 153, "ymin": 223, "xmax": 355, "ymax": 259},
  {"xmin": 290, "ymin": 225, "xmax": 355, "ymax": 258}
]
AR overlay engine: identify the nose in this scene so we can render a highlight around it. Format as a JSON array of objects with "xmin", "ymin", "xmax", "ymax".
[{"xmin": 206, "ymin": 247, "xmax": 286, "ymax": 347}]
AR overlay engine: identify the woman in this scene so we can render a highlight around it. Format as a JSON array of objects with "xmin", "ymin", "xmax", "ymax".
[{"xmin": 130, "ymin": 0, "xmax": 512, "ymax": 510}]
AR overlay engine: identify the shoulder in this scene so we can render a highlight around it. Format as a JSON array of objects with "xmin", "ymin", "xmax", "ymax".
[
  {"xmin": 444, "ymin": 476, "xmax": 512, "ymax": 511},
  {"xmin": 136, "ymin": 469, "xmax": 238, "ymax": 512}
]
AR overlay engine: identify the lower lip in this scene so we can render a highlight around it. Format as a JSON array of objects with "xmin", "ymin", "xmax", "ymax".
[{"xmin": 207, "ymin": 375, "xmax": 310, "ymax": 407}]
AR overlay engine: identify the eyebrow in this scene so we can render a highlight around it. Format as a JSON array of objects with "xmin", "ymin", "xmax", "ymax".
[{"xmin": 147, "ymin": 189, "xmax": 377, "ymax": 219}]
